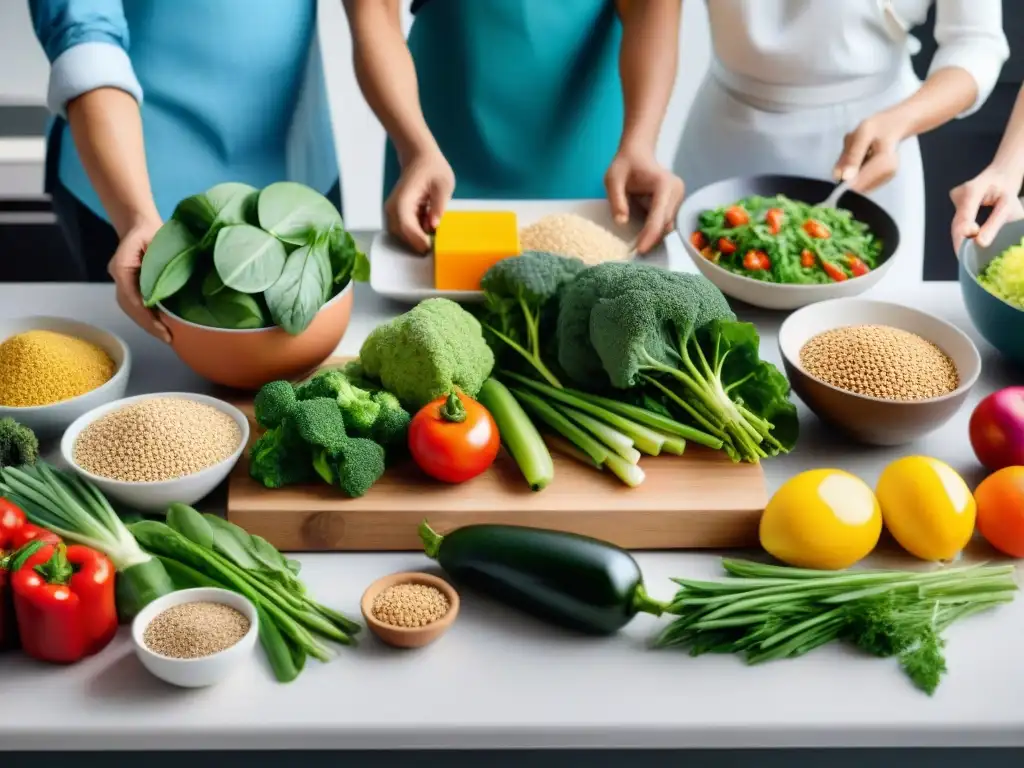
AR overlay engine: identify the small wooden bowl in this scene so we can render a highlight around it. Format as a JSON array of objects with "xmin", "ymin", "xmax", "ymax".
[{"xmin": 360, "ymin": 572, "xmax": 460, "ymax": 649}]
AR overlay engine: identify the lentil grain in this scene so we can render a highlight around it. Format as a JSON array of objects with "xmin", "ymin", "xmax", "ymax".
[
  {"xmin": 74, "ymin": 397, "xmax": 242, "ymax": 482},
  {"xmin": 0, "ymin": 330, "xmax": 115, "ymax": 407},
  {"xmin": 144, "ymin": 601, "xmax": 250, "ymax": 659},
  {"xmin": 799, "ymin": 324, "xmax": 959, "ymax": 401},
  {"xmin": 372, "ymin": 583, "xmax": 450, "ymax": 628}
]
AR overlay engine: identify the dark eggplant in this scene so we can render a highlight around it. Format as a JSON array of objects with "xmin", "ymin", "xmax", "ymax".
[{"xmin": 419, "ymin": 521, "xmax": 666, "ymax": 635}]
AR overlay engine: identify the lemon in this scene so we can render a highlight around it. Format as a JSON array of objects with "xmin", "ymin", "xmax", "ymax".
[
  {"xmin": 876, "ymin": 456, "xmax": 976, "ymax": 561},
  {"xmin": 759, "ymin": 469, "xmax": 882, "ymax": 570}
]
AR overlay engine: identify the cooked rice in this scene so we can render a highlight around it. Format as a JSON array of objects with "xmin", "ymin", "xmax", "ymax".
[{"xmin": 519, "ymin": 214, "xmax": 630, "ymax": 265}]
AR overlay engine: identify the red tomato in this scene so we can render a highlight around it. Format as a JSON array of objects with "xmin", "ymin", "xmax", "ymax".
[
  {"xmin": 409, "ymin": 392, "xmax": 500, "ymax": 484},
  {"xmin": 969, "ymin": 387, "xmax": 1024, "ymax": 471},
  {"xmin": 822, "ymin": 261, "xmax": 848, "ymax": 282},
  {"xmin": 975, "ymin": 467, "xmax": 1024, "ymax": 558},
  {"xmin": 803, "ymin": 219, "xmax": 830, "ymax": 239},
  {"xmin": 724, "ymin": 206, "xmax": 749, "ymax": 227},
  {"xmin": 689, "ymin": 231, "xmax": 708, "ymax": 250},
  {"xmin": 742, "ymin": 250, "xmax": 770, "ymax": 271},
  {"xmin": 701, "ymin": 246, "xmax": 718, "ymax": 263},
  {"xmin": 847, "ymin": 255, "xmax": 870, "ymax": 277},
  {"xmin": 718, "ymin": 238, "xmax": 737, "ymax": 255},
  {"xmin": 800, "ymin": 249, "xmax": 816, "ymax": 268},
  {"xmin": 765, "ymin": 208, "xmax": 784, "ymax": 235}
]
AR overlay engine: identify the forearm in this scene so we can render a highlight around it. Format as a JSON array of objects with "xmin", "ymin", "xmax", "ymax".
[
  {"xmin": 987, "ymin": 85, "xmax": 1024, "ymax": 180},
  {"xmin": 617, "ymin": 0, "xmax": 681, "ymax": 154},
  {"xmin": 881, "ymin": 67, "xmax": 979, "ymax": 142},
  {"xmin": 65, "ymin": 87, "xmax": 159, "ymax": 237},
  {"xmin": 344, "ymin": 0, "xmax": 438, "ymax": 164}
]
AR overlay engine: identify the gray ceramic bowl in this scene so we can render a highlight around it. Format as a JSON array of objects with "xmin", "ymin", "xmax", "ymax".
[
  {"xmin": 778, "ymin": 298, "xmax": 981, "ymax": 446},
  {"xmin": 0, "ymin": 316, "xmax": 131, "ymax": 441},
  {"xmin": 958, "ymin": 220, "xmax": 1024, "ymax": 365}
]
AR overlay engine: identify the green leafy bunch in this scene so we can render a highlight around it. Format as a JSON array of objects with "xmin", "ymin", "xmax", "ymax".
[{"xmin": 139, "ymin": 181, "xmax": 370, "ymax": 335}]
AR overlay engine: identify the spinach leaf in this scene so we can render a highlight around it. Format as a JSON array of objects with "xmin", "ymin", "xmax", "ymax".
[
  {"xmin": 205, "ymin": 288, "xmax": 266, "ymax": 329},
  {"xmin": 264, "ymin": 236, "xmax": 331, "ymax": 335},
  {"xmin": 214, "ymin": 223, "xmax": 288, "ymax": 293},
  {"xmin": 257, "ymin": 181, "xmax": 342, "ymax": 246},
  {"xmin": 174, "ymin": 182, "xmax": 258, "ymax": 244},
  {"xmin": 175, "ymin": 280, "xmax": 222, "ymax": 328},
  {"xmin": 201, "ymin": 269, "xmax": 226, "ymax": 297},
  {"xmin": 139, "ymin": 219, "xmax": 201, "ymax": 308},
  {"xmin": 327, "ymin": 226, "xmax": 366, "ymax": 289},
  {"xmin": 353, "ymin": 250, "xmax": 371, "ymax": 283}
]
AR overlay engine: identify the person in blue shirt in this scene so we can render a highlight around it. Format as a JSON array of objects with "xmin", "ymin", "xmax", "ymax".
[
  {"xmin": 29, "ymin": 0, "xmax": 339, "ymax": 342},
  {"xmin": 344, "ymin": 0, "xmax": 684, "ymax": 256}
]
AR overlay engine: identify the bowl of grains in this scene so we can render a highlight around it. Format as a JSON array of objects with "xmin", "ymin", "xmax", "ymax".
[
  {"xmin": 361, "ymin": 572, "xmax": 459, "ymax": 649},
  {"xmin": 0, "ymin": 316, "xmax": 130, "ymax": 441},
  {"xmin": 132, "ymin": 588, "xmax": 258, "ymax": 688},
  {"xmin": 61, "ymin": 393, "xmax": 249, "ymax": 512},
  {"xmin": 778, "ymin": 298, "xmax": 981, "ymax": 445}
]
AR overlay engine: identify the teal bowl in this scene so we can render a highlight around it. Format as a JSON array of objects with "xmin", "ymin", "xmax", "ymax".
[{"xmin": 959, "ymin": 221, "xmax": 1024, "ymax": 365}]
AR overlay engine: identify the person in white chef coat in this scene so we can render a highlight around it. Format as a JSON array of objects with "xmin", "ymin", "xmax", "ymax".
[{"xmin": 674, "ymin": 0, "xmax": 1009, "ymax": 288}]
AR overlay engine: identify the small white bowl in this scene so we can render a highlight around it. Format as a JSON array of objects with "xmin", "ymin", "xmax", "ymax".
[
  {"xmin": 60, "ymin": 392, "xmax": 250, "ymax": 513},
  {"xmin": 0, "ymin": 316, "xmax": 131, "ymax": 441},
  {"xmin": 132, "ymin": 588, "xmax": 258, "ymax": 688},
  {"xmin": 778, "ymin": 298, "xmax": 981, "ymax": 445}
]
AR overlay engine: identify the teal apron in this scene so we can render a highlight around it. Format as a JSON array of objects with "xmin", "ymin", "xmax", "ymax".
[{"xmin": 383, "ymin": 0, "xmax": 624, "ymax": 200}]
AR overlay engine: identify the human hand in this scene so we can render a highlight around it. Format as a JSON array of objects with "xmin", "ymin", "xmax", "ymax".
[
  {"xmin": 605, "ymin": 149, "xmax": 685, "ymax": 254},
  {"xmin": 108, "ymin": 218, "xmax": 171, "ymax": 343},
  {"xmin": 834, "ymin": 113, "xmax": 907, "ymax": 194},
  {"xmin": 950, "ymin": 165, "xmax": 1024, "ymax": 252},
  {"xmin": 385, "ymin": 147, "xmax": 455, "ymax": 253}
]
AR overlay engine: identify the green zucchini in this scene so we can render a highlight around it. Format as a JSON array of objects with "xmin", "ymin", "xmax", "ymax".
[{"xmin": 419, "ymin": 521, "xmax": 666, "ymax": 635}]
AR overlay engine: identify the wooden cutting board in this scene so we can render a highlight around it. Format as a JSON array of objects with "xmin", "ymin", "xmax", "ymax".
[{"xmin": 226, "ymin": 360, "xmax": 768, "ymax": 552}]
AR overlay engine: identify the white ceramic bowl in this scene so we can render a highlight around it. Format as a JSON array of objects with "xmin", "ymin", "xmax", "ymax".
[
  {"xmin": 0, "ymin": 316, "xmax": 131, "ymax": 441},
  {"xmin": 676, "ymin": 175, "xmax": 900, "ymax": 310},
  {"xmin": 778, "ymin": 298, "xmax": 981, "ymax": 446},
  {"xmin": 60, "ymin": 392, "xmax": 249, "ymax": 513},
  {"xmin": 132, "ymin": 588, "xmax": 259, "ymax": 688}
]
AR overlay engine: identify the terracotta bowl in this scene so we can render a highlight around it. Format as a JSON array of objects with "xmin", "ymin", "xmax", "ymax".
[
  {"xmin": 158, "ymin": 282, "xmax": 353, "ymax": 391},
  {"xmin": 360, "ymin": 572, "xmax": 460, "ymax": 649}
]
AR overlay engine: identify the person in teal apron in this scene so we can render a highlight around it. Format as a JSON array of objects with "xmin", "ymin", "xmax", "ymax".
[
  {"xmin": 30, "ymin": 0, "xmax": 337, "ymax": 342},
  {"xmin": 345, "ymin": 0, "xmax": 684, "ymax": 255}
]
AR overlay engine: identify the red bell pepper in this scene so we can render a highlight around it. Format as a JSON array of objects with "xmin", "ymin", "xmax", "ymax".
[
  {"xmin": 0, "ymin": 499, "xmax": 26, "ymax": 549},
  {"xmin": 12, "ymin": 543, "xmax": 117, "ymax": 664},
  {"xmin": 0, "ymin": 540, "xmax": 56, "ymax": 651}
]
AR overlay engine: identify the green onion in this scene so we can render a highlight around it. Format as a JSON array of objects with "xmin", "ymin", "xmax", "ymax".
[{"xmin": 0, "ymin": 463, "xmax": 174, "ymax": 620}]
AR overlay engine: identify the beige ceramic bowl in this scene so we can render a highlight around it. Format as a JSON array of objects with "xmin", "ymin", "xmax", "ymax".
[
  {"xmin": 778, "ymin": 298, "xmax": 981, "ymax": 446},
  {"xmin": 360, "ymin": 572, "xmax": 460, "ymax": 649},
  {"xmin": 158, "ymin": 282, "xmax": 353, "ymax": 391}
]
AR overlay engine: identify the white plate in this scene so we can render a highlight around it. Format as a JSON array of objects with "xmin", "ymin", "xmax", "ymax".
[{"xmin": 369, "ymin": 199, "xmax": 645, "ymax": 303}]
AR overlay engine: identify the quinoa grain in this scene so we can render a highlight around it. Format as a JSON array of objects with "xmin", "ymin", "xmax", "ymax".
[
  {"xmin": 371, "ymin": 583, "xmax": 450, "ymax": 628},
  {"xmin": 0, "ymin": 330, "xmax": 114, "ymax": 407},
  {"xmin": 74, "ymin": 397, "xmax": 241, "ymax": 482},
  {"xmin": 799, "ymin": 324, "xmax": 959, "ymax": 401},
  {"xmin": 144, "ymin": 601, "xmax": 250, "ymax": 659},
  {"xmin": 520, "ymin": 214, "xmax": 630, "ymax": 265}
]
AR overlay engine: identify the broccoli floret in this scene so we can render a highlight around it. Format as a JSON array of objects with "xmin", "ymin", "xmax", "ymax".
[
  {"xmin": 479, "ymin": 251, "xmax": 584, "ymax": 387},
  {"xmin": 339, "ymin": 360, "xmax": 380, "ymax": 392},
  {"xmin": 248, "ymin": 421, "xmax": 313, "ymax": 489},
  {"xmin": 295, "ymin": 369, "xmax": 381, "ymax": 434},
  {"xmin": 312, "ymin": 437, "xmax": 385, "ymax": 498},
  {"xmin": 0, "ymin": 418, "xmax": 38, "ymax": 469},
  {"xmin": 558, "ymin": 262, "xmax": 797, "ymax": 464},
  {"xmin": 359, "ymin": 298, "xmax": 494, "ymax": 410},
  {"xmin": 253, "ymin": 380, "xmax": 297, "ymax": 429},
  {"xmin": 368, "ymin": 390, "xmax": 411, "ymax": 451},
  {"xmin": 291, "ymin": 397, "xmax": 347, "ymax": 454}
]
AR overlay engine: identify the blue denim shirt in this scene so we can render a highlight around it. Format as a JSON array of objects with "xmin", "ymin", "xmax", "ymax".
[{"xmin": 29, "ymin": 0, "xmax": 339, "ymax": 222}]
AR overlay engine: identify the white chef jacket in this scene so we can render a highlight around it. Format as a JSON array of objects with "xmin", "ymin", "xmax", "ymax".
[
  {"xmin": 706, "ymin": 0, "xmax": 1008, "ymax": 115},
  {"xmin": 672, "ymin": 0, "xmax": 1010, "ymax": 290}
]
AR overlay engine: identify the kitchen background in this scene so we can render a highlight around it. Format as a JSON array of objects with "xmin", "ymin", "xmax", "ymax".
[{"xmin": 0, "ymin": 1, "xmax": 1020, "ymax": 284}]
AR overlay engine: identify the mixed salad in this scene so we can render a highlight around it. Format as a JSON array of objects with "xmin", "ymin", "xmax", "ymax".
[{"xmin": 691, "ymin": 194, "xmax": 884, "ymax": 285}]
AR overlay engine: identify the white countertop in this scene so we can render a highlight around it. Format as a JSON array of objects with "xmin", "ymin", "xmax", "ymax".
[{"xmin": 1, "ymin": 263, "xmax": 1022, "ymax": 751}]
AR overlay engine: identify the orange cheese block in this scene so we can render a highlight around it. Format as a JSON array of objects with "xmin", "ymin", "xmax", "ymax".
[{"xmin": 434, "ymin": 211, "xmax": 521, "ymax": 290}]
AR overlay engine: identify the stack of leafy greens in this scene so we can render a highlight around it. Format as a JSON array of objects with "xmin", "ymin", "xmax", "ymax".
[
  {"xmin": 248, "ymin": 367, "xmax": 410, "ymax": 496},
  {"xmin": 132, "ymin": 504, "xmax": 360, "ymax": 683},
  {"xmin": 475, "ymin": 253, "xmax": 797, "ymax": 486},
  {"xmin": 139, "ymin": 181, "xmax": 369, "ymax": 335}
]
